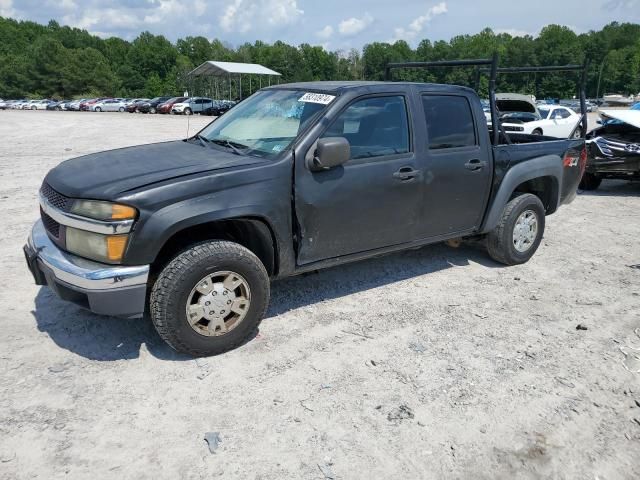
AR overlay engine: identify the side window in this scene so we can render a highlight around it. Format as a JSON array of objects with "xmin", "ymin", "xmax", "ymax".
[
  {"xmin": 558, "ymin": 109, "xmax": 571, "ymax": 119},
  {"xmin": 422, "ymin": 95, "xmax": 476, "ymax": 149},
  {"xmin": 321, "ymin": 96, "xmax": 409, "ymax": 160}
]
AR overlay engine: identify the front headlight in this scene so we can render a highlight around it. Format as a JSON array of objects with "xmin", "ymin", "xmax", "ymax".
[
  {"xmin": 71, "ymin": 200, "xmax": 137, "ymax": 221},
  {"xmin": 66, "ymin": 227, "xmax": 129, "ymax": 263}
]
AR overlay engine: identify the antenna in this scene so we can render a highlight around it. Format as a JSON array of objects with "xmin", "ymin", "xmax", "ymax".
[{"xmin": 186, "ymin": 110, "xmax": 191, "ymax": 139}]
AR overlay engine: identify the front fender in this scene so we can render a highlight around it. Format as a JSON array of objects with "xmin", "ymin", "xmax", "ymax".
[
  {"xmin": 480, "ymin": 154, "xmax": 562, "ymax": 233},
  {"xmin": 120, "ymin": 159, "xmax": 295, "ymax": 270}
]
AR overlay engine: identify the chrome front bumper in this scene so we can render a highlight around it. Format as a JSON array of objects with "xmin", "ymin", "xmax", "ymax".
[{"xmin": 25, "ymin": 220, "xmax": 150, "ymax": 317}]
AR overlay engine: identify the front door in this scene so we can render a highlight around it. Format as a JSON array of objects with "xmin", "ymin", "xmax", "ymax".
[
  {"xmin": 416, "ymin": 94, "xmax": 493, "ymax": 238},
  {"xmin": 294, "ymin": 94, "xmax": 424, "ymax": 264}
]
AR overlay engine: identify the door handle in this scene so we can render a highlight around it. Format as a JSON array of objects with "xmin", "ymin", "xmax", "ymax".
[
  {"xmin": 393, "ymin": 167, "xmax": 418, "ymax": 180},
  {"xmin": 464, "ymin": 159, "xmax": 487, "ymax": 171}
]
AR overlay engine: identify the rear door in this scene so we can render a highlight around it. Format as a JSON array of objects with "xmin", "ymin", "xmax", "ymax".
[
  {"xmin": 294, "ymin": 93, "xmax": 424, "ymax": 264},
  {"xmin": 200, "ymin": 98, "xmax": 213, "ymax": 112},
  {"xmin": 416, "ymin": 93, "xmax": 493, "ymax": 238}
]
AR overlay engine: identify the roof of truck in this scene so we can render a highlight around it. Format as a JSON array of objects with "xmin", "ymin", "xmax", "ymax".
[{"xmin": 268, "ymin": 81, "xmax": 475, "ymax": 95}]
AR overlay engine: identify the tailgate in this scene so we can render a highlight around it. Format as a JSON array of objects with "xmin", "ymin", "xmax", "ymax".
[{"xmin": 559, "ymin": 138, "xmax": 587, "ymax": 205}]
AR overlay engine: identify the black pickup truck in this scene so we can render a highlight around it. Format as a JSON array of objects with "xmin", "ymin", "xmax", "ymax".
[{"xmin": 24, "ymin": 60, "xmax": 587, "ymax": 356}]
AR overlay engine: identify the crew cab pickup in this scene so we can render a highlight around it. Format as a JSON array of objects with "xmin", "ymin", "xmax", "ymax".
[{"xmin": 24, "ymin": 80, "xmax": 586, "ymax": 356}]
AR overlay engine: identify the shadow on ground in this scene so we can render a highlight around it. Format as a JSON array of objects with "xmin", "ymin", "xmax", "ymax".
[
  {"xmin": 579, "ymin": 179, "xmax": 640, "ymax": 197},
  {"xmin": 32, "ymin": 241, "xmax": 500, "ymax": 361}
]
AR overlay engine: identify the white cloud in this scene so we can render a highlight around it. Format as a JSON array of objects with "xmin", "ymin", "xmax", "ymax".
[
  {"xmin": 495, "ymin": 28, "xmax": 535, "ymax": 37},
  {"xmin": 316, "ymin": 25, "xmax": 333, "ymax": 39},
  {"xmin": 0, "ymin": 0, "xmax": 15, "ymax": 17},
  {"xmin": 220, "ymin": 0, "xmax": 303, "ymax": 33},
  {"xmin": 392, "ymin": 2, "xmax": 448, "ymax": 42},
  {"xmin": 338, "ymin": 13, "xmax": 373, "ymax": 37},
  {"xmin": 57, "ymin": 0, "xmax": 198, "ymax": 35}
]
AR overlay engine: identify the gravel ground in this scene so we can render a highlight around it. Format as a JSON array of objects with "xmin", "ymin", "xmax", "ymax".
[{"xmin": 1, "ymin": 110, "xmax": 639, "ymax": 480}]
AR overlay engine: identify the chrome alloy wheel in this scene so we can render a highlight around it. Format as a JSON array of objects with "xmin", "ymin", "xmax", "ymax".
[
  {"xmin": 185, "ymin": 271, "xmax": 251, "ymax": 336},
  {"xmin": 512, "ymin": 209, "xmax": 538, "ymax": 253}
]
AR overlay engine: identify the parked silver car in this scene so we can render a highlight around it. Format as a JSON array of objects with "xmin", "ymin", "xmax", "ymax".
[
  {"xmin": 92, "ymin": 99, "xmax": 128, "ymax": 112},
  {"xmin": 171, "ymin": 97, "xmax": 213, "ymax": 115}
]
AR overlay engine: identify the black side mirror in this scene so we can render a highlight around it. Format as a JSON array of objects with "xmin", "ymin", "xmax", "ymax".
[{"xmin": 308, "ymin": 137, "xmax": 350, "ymax": 171}]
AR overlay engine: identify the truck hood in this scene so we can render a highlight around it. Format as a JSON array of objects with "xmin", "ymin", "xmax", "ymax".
[{"xmin": 45, "ymin": 140, "xmax": 268, "ymax": 200}]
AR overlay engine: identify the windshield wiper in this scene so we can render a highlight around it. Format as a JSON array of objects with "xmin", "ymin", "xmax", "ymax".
[
  {"xmin": 191, "ymin": 134, "xmax": 210, "ymax": 148},
  {"xmin": 210, "ymin": 139, "xmax": 249, "ymax": 156}
]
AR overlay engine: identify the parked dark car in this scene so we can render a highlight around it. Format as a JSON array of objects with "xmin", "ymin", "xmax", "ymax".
[
  {"xmin": 201, "ymin": 100, "xmax": 237, "ymax": 116},
  {"xmin": 137, "ymin": 96, "xmax": 172, "ymax": 114},
  {"xmin": 126, "ymin": 99, "xmax": 149, "ymax": 113},
  {"xmin": 25, "ymin": 74, "xmax": 587, "ymax": 357},
  {"xmin": 157, "ymin": 96, "xmax": 188, "ymax": 114},
  {"xmin": 46, "ymin": 100, "xmax": 68, "ymax": 111},
  {"xmin": 580, "ymin": 109, "xmax": 640, "ymax": 190}
]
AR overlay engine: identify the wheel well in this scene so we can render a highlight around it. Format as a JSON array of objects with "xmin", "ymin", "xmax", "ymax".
[
  {"xmin": 151, "ymin": 218, "xmax": 277, "ymax": 278},
  {"xmin": 512, "ymin": 176, "xmax": 558, "ymax": 214}
]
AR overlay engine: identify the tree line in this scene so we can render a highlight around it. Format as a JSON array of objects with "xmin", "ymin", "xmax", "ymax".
[{"xmin": 0, "ymin": 16, "xmax": 639, "ymax": 100}]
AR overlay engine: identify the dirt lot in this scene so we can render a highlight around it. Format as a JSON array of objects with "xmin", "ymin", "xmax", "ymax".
[{"xmin": 1, "ymin": 110, "xmax": 639, "ymax": 479}]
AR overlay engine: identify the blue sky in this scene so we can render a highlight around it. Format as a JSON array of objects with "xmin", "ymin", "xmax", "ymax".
[{"xmin": 1, "ymin": 0, "xmax": 638, "ymax": 50}]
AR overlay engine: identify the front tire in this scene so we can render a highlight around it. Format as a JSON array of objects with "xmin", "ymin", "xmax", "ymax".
[
  {"xmin": 532, "ymin": 128, "xmax": 543, "ymax": 136},
  {"xmin": 150, "ymin": 107, "xmax": 156, "ymax": 114},
  {"xmin": 579, "ymin": 172, "xmax": 602, "ymax": 191},
  {"xmin": 150, "ymin": 240, "xmax": 270, "ymax": 357},
  {"xmin": 95, "ymin": 107, "xmax": 102, "ymax": 112},
  {"xmin": 487, "ymin": 193, "xmax": 545, "ymax": 266}
]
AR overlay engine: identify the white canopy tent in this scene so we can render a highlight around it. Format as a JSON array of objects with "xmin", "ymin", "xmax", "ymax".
[{"xmin": 187, "ymin": 61, "xmax": 282, "ymax": 100}]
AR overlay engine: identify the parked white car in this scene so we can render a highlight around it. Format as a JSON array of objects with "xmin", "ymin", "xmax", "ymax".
[
  {"xmin": 92, "ymin": 99, "xmax": 128, "ymax": 112},
  {"xmin": 31, "ymin": 99, "xmax": 53, "ymax": 110},
  {"xmin": 495, "ymin": 93, "xmax": 583, "ymax": 138},
  {"xmin": 171, "ymin": 97, "xmax": 213, "ymax": 115},
  {"xmin": 22, "ymin": 100, "xmax": 40, "ymax": 110}
]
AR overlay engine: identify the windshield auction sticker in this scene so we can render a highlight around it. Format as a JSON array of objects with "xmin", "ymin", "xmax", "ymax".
[{"xmin": 298, "ymin": 92, "xmax": 336, "ymax": 105}]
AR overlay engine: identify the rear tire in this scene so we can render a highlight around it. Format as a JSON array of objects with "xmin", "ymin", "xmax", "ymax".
[
  {"xmin": 119, "ymin": 106, "xmax": 125, "ymax": 112},
  {"xmin": 150, "ymin": 107, "xmax": 156, "ymax": 114},
  {"xmin": 579, "ymin": 172, "xmax": 602, "ymax": 191},
  {"xmin": 487, "ymin": 193, "xmax": 545, "ymax": 266},
  {"xmin": 150, "ymin": 240, "xmax": 270, "ymax": 357},
  {"xmin": 184, "ymin": 107, "xmax": 192, "ymax": 115}
]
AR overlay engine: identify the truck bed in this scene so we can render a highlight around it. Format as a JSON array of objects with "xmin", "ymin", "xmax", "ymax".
[{"xmin": 491, "ymin": 136, "xmax": 585, "ymax": 212}]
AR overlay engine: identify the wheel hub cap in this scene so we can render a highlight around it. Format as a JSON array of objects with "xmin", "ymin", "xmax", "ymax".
[
  {"xmin": 186, "ymin": 271, "xmax": 251, "ymax": 337},
  {"xmin": 512, "ymin": 209, "xmax": 538, "ymax": 253}
]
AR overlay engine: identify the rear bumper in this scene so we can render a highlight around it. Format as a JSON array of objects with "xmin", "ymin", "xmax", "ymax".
[{"xmin": 24, "ymin": 220, "xmax": 149, "ymax": 317}]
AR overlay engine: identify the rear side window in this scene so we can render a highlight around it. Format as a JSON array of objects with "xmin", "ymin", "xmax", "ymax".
[
  {"xmin": 422, "ymin": 95, "xmax": 476, "ymax": 149},
  {"xmin": 322, "ymin": 96, "xmax": 410, "ymax": 160}
]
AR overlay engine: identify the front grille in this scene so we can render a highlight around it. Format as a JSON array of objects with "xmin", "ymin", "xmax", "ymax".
[
  {"xmin": 41, "ymin": 208, "xmax": 60, "ymax": 238},
  {"xmin": 40, "ymin": 182, "xmax": 73, "ymax": 212}
]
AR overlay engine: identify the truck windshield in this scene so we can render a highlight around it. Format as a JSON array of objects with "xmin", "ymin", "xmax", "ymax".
[{"xmin": 198, "ymin": 89, "xmax": 331, "ymax": 159}]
